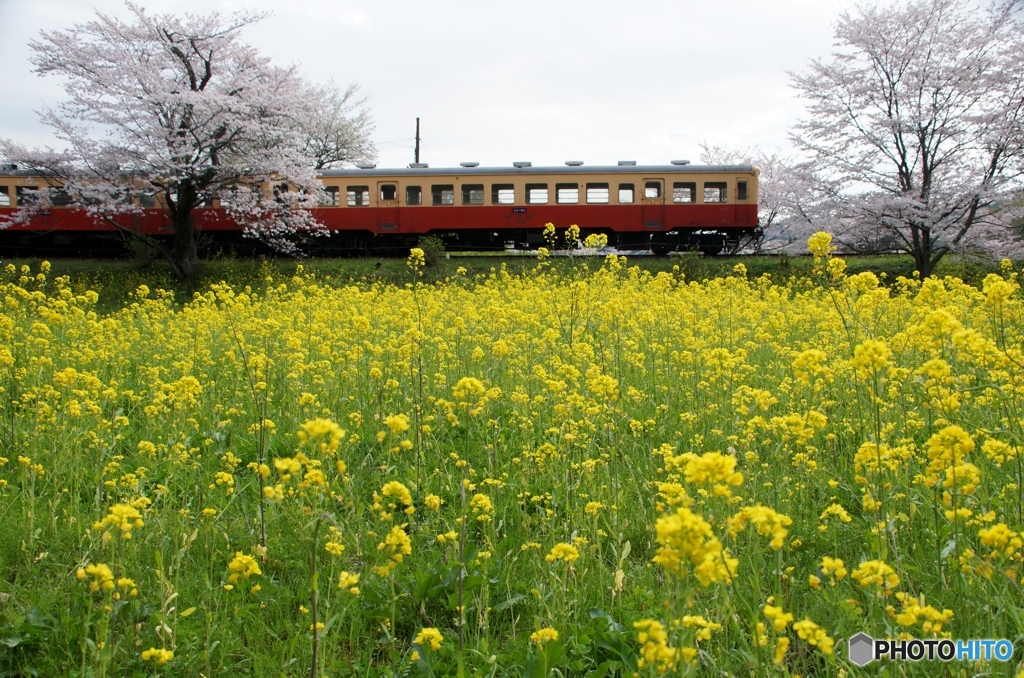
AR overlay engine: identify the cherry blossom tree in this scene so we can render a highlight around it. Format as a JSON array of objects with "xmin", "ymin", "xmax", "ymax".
[
  {"xmin": 698, "ymin": 142, "xmax": 821, "ymax": 254},
  {"xmin": 790, "ymin": 0, "xmax": 1024, "ymax": 277},
  {"xmin": 301, "ymin": 81, "xmax": 377, "ymax": 170},
  {"xmin": 0, "ymin": 3, "xmax": 372, "ymax": 279}
]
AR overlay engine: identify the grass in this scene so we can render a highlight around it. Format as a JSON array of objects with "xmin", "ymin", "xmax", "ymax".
[{"xmin": 0, "ymin": 251, "xmax": 1002, "ymax": 315}]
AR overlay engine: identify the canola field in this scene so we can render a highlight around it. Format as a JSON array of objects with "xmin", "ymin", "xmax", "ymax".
[{"xmin": 1, "ymin": 234, "xmax": 1023, "ymax": 677}]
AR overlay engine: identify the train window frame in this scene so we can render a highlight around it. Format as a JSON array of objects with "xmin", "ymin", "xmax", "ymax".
[
  {"xmin": 346, "ymin": 186, "xmax": 370, "ymax": 206},
  {"xmin": 462, "ymin": 184, "xmax": 485, "ymax": 205},
  {"xmin": 321, "ymin": 186, "xmax": 340, "ymax": 206},
  {"xmin": 0, "ymin": 186, "xmax": 9, "ymax": 207},
  {"xmin": 644, "ymin": 181, "xmax": 662, "ymax": 199},
  {"xmin": 672, "ymin": 182, "xmax": 696, "ymax": 204},
  {"xmin": 526, "ymin": 183, "xmax": 549, "ymax": 205},
  {"xmin": 431, "ymin": 184, "xmax": 455, "ymax": 206},
  {"xmin": 556, "ymin": 183, "xmax": 579, "ymax": 204},
  {"xmin": 406, "ymin": 185, "xmax": 422, "ymax": 206},
  {"xmin": 618, "ymin": 183, "xmax": 635, "ymax": 204},
  {"xmin": 51, "ymin": 187, "xmax": 72, "ymax": 206},
  {"xmin": 737, "ymin": 180, "xmax": 747, "ymax": 201},
  {"xmin": 703, "ymin": 182, "xmax": 728, "ymax": 203},
  {"xmin": 491, "ymin": 184, "xmax": 515, "ymax": 205},
  {"xmin": 16, "ymin": 186, "xmax": 39, "ymax": 206},
  {"xmin": 586, "ymin": 183, "xmax": 609, "ymax": 204},
  {"xmin": 380, "ymin": 184, "xmax": 398, "ymax": 202}
]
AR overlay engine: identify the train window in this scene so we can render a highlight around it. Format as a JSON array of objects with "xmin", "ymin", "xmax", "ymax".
[
  {"xmin": 672, "ymin": 182, "xmax": 696, "ymax": 203},
  {"xmin": 347, "ymin": 186, "xmax": 370, "ymax": 206},
  {"xmin": 406, "ymin": 185, "xmax": 422, "ymax": 205},
  {"xmin": 556, "ymin": 183, "xmax": 579, "ymax": 204},
  {"xmin": 140, "ymin": 192, "xmax": 157, "ymax": 208},
  {"xmin": 618, "ymin": 183, "xmax": 634, "ymax": 203},
  {"xmin": 703, "ymin": 182, "xmax": 728, "ymax": 203},
  {"xmin": 644, "ymin": 181, "xmax": 662, "ymax": 199},
  {"xmin": 0, "ymin": 186, "xmax": 10, "ymax": 207},
  {"xmin": 737, "ymin": 181, "xmax": 747, "ymax": 201},
  {"xmin": 431, "ymin": 185, "xmax": 455, "ymax": 205},
  {"xmin": 51, "ymin": 188, "xmax": 72, "ymax": 206},
  {"xmin": 380, "ymin": 184, "xmax": 397, "ymax": 201},
  {"xmin": 586, "ymin": 183, "xmax": 609, "ymax": 204},
  {"xmin": 16, "ymin": 186, "xmax": 39, "ymax": 205},
  {"xmin": 526, "ymin": 183, "xmax": 548, "ymax": 204},
  {"xmin": 462, "ymin": 184, "xmax": 485, "ymax": 205},
  {"xmin": 321, "ymin": 186, "xmax": 340, "ymax": 206},
  {"xmin": 492, "ymin": 184, "xmax": 515, "ymax": 204}
]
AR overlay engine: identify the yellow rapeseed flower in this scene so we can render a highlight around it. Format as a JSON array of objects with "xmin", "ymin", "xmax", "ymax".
[
  {"xmin": 728, "ymin": 505, "xmax": 792, "ymax": 550},
  {"xmin": 469, "ymin": 493, "xmax": 493, "ymax": 521},
  {"xmin": 93, "ymin": 503, "xmax": 144, "ymax": 541},
  {"xmin": 383, "ymin": 413, "xmax": 410, "ymax": 434},
  {"xmin": 530, "ymin": 627, "xmax": 559, "ymax": 645},
  {"xmin": 652, "ymin": 507, "xmax": 737, "ymax": 586},
  {"xmin": 793, "ymin": 618, "xmax": 834, "ymax": 655},
  {"xmin": 763, "ymin": 604, "xmax": 793, "ymax": 632},
  {"xmin": 414, "ymin": 627, "xmax": 443, "ymax": 651},
  {"xmin": 77, "ymin": 562, "xmax": 114, "ymax": 592},
  {"xmin": 545, "ymin": 543, "xmax": 580, "ymax": 563},
  {"xmin": 851, "ymin": 559, "xmax": 899, "ymax": 592},
  {"xmin": 381, "ymin": 480, "xmax": 413, "ymax": 507},
  {"xmin": 807, "ymin": 231, "xmax": 835, "ymax": 259},
  {"xmin": 851, "ymin": 338, "xmax": 891, "ymax": 375},
  {"xmin": 227, "ymin": 552, "xmax": 262, "ymax": 584},
  {"xmin": 453, "ymin": 377, "xmax": 486, "ymax": 400},
  {"xmin": 141, "ymin": 648, "xmax": 174, "ymax": 665},
  {"xmin": 297, "ymin": 418, "xmax": 345, "ymax": 454}
]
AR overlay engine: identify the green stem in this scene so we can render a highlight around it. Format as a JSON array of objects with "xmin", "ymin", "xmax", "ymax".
[{"xmin": 310, "ymin": 516, "xmax": 322, "ymax": 678}]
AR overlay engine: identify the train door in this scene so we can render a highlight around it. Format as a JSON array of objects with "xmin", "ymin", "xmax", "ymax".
[
  {"xmin": 377, "ymin": 181, "xmax": 399, "ymax": 231},
  {"xmin": 735, "ymin": 178, "xmax": 749, "ymax": 226},
  {"xmin": 641, "ymin": 178, "xmax": 664, "ymax": 228}
]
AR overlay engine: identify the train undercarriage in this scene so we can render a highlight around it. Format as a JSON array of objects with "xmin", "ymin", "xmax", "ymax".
[{"xmin": 0, "ymin": 226, "xmax": 760, "ymax": 258}]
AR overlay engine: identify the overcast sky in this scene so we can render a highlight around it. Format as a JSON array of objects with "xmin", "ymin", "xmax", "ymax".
[{"xmin": 0, "ymin": 0, "xmax": 865, "ymax": 169}]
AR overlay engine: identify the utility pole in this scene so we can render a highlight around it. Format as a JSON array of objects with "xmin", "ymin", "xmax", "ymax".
[{"xmin": 414, "ymin": 117, "xmax": 421, "ymax": 164}]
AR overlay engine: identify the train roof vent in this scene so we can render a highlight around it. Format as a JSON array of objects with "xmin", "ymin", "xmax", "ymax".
[
  {"xmin": 513, "ymin": 161, "xmax": 532, "ymax": 168},
  {"xmin": 356, "ymin": 163, "xmax": 376, "ymax": 169},
  {"xmin": 617, "ymin": 160, "xmax": 636, "ymax": 166},
  {"xmin": 670, "ymin": 159, "xmax": 691, "ymax": 165},
  {"xmin": 409, "ymin": 163, "xmax": 429, "ymax": 168},
  {"xmin": 460, "ymin": 162, "xmax": 479, "ymax": 168},
  {"xmin": 565, "ymin": 160, "xmax": 584, "ymax": 166}
]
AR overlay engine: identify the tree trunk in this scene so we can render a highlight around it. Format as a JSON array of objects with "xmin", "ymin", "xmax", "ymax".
[
  {"xmin": 170, "ymin": 208, "xmax": 199, "ymax": 281},
  {"xmin": 912, "ymin": 241, "xmax": 945, "ymax": 280}
]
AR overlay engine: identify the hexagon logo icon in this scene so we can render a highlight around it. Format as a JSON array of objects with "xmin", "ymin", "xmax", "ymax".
[{"xmin": 848, "ymin": 632, "xmax": 875, "ymax": 666}]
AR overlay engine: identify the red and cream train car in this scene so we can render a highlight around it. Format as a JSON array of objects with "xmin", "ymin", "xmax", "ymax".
[{"xmin": 0, "ymin": 162, "xmax": 759, "ymax": 256}]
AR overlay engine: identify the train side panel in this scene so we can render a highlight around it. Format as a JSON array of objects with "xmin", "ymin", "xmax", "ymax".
[{"xmin": 0, "ymin": 165, "xmax": 761, "ymax": 253}]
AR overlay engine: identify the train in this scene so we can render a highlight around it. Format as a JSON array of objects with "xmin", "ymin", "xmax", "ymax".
[{"xmin": 0, "ymin": 161, "xmax": 759, "ymax": 256}]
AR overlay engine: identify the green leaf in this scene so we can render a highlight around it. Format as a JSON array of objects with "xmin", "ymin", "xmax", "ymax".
[{"xmin": 494, "ymin": 593, "xmax": 525, "ymax": 612}]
